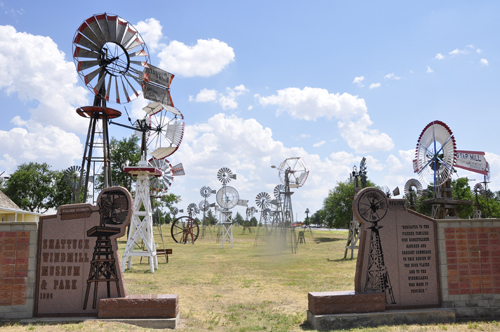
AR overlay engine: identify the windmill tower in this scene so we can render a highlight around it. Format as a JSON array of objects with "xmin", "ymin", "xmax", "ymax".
[
  {"xmin": 272, "ymin": 157, "xmax": 309, "ymax": 254},
  {"xmin": 344, "ymin": 157, "xmax": 367, "ymax": 259},
  {"xmin": 404, "ymin": 178, "xmax": 423, "ymax": 211},
  {"xmin": 215, "ymin": 167, "xmax": 238, "ymax": 249}
]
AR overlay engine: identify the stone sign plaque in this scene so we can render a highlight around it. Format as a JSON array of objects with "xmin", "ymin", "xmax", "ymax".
[
  {"xmin": 34, "ymin": 187, "xmax": 132, "ymax": 317},
  {"xmin": 353, "ymin": 187, "xmax": 440, "ymax": 309}
]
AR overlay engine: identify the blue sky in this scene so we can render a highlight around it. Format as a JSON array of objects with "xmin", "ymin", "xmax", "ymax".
[{"xmin": 0, "ymin": 1, "xmax": 499, "ymax": 219}]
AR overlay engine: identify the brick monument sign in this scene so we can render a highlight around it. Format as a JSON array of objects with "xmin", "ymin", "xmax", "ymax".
[{"xmin": 34, "ymin": 187, "xmax": 132, "ymax": 317}]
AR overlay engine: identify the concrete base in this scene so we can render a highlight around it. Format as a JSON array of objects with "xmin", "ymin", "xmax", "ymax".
[
  {"xmin": 454, "ymin": 307, "xmax": 500, "ymax": 321},
  {"xmin": 98, "ymin": 294, "xmax": 178, "ymax": 319},
  {"xmin": 307, "ymin": 308, "xmax": 455, "ymax": 330},
  {"xmin": 20, "ymin": 314, "xmax": 179, "ymax": 329},
  {"xmin": 308, "ymin": 291, "xmax": 385, "ymax": 315}
]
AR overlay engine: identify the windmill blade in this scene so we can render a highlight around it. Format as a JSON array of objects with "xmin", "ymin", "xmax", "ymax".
[
  {"xmin": 77, "ymin": 21, "xmax": 104, "ymax": 48},
  {"xmin": 105, "ymin": 74, "xmax": 112, "ymax": 101},
  {"xmin": 404, "ymin": 179, "xmax": 423, "ymax": 197},
  {"xmin": 77, "ymin": 60, "xmax": 100, "ymax": 71},
  {"xmin": 73, "ymin": 33, "xmax": 101, "ymax": 53},
  {"xmin": 130, "ymin": 60, "xmax": 149, "ymax": 68},
  {"xmin": 116, "ymin": 18, "xmax": 128, "ymax": 44},
  {"xmin": 107, "ymin": 14, "xmax": 118, "ymax": 42},
  {"xmin": 74, "ymin": 47, "xmax": 100, "ymax": 59},
  {"xmin": 121, "ymin": 77, "xmax": 131, "ymax": 102},
  {"xmin": 93, "ymin": 72, "xmax": 107, "ymax": 95},
  {"xmin": 95, "ymin": 14, "xmax": 111, "ymax": 42},
  {"xmin": 115, "ymin": 76, "xmax": 120, "ymax": 103},
  {"xmin": 84, "ymin": 65, "xmax": 104, "ymax": 85},
  {"xmin": 126, "ymin": 38, "xmax": 144, "ymax": 52},
  {"xmin": 121, "ymin": 27, "xmax": 138, "ymax": 49},
  {"xmin": 85, "ymin": 15, "xmax": 107, "ymax": 44}
]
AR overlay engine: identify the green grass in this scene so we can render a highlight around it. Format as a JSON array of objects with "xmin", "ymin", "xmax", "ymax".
[{"xmin": 1, "ymin": 226, "xmax": 499, "ymax": 331}]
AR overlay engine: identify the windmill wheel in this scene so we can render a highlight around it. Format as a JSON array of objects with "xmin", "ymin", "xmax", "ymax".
[
  {"xmin": 273, "ymin": 184, "xmax": 285, "ymax": 199},
  {"xmin": 200, "ymin": 186, "xmax": 212, "ymax": 198},
  {"xmin": 404, "ymin": 178, "xmax": 423, "ymax": 197},
  {"xmin": 171, "ymin": 207, "xmax": 179, "ymax": 217},
  {"xmin": 217, "ymin": 167, "xmax": 234, "ymax": 185},
  {"xmin": 149, "ymin": 158, "xmax": 173, "ymax": 193},
  {"xmin": 379, "ymin": 186, "xmax": 391, "ymax": 198},
  {"xmin": 73, "ymin": 13, "xmax": 151, "ymax": 104},
  {"xmin": 187, "ymin": 203, "xmax": 199, "ymax": 216},
  {"xmin": 64, "ymin": 166, "xmax": 86, "ymax": 189},
  {"xmin": 255, "ymin": 192, "xmax": 271, "ymax": 209},
  {"xmin": 278, "ymin": 157, "xmax": 309, "ymax": 188},
  {"xmin": 199, "ymin": 200, "xmax": 210, "ymax": 212},
  {"xmin": 414, "ymin": 120, "xmax": 456, "ymax": 187},
  {"xmin": 474, "ymin": 183, "xmax": 484, "ymax": 195},
  {"xmin": 171, "ymin": 216, "xmax": 199, "ymax": 244},
  {"xmin": 144, "ymin": 102, "xmax": 185, "ymax": 160}
]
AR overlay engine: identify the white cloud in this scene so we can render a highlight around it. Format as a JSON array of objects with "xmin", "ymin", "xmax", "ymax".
[
  {"xmin": 313, "ymin": 140, "xmax": 325, "ymax": 147},
  {"xmin": 449, "ymin": 48, "xmax": 468, "ymax": 55},
  {"xmin": 369, "ymin": 83, "xmax": 381, "ymax": 89},
  {"xmin": 0, "ymin": 25, "xmax": 89, "ymax": 134},
  {"xmin": 353, "ymin": 76, "xmax": 364, "ymax": 87},
  {"xmin": 477, "ymin": 49, "xmax": 483, "ymax": 54},
  {"xmin": 135, "ymin": 18, "xmax": 163, "ymax": 52},
  {"xmin": 426, "ymin": 66, "xmax": 434, "ymax": 73},
  {"xmin": 480, "ymin": 58, "xmax": 489, "ymax": 66},
  {"xmin": 257, "ymin": 87, "xmax": 366, "ymax": 121},
  {"xmin": 256, "ymin": 87, "xmax": 393, "ymax": 153},
  {"xmin": 174, "ymin": 113, "xmax": 385, "ymax": 213},
  {"xmin": 384, "ymin": 73, "xmax": 401, "ymax": 80},
  {"xmin": 190, "ymin": 89, "xmax": 218, "ymax": 102},
  {"xmin": 190, "ymin": 85, "xmax": 249, "ymax": 110},
  {"xmin": 435, "ymin": 53, "xmax": 444, "ymax": 60},
  {"xmin": 247, "ymin": 106, "xmax": 253, "ymax": 110},
  {"xmin": 158, "ymin": 38, "xmax": 235, "ymax": 77},
  {"xmin": 0, "ymin": 122, "xmax": 82, "ymax": 174}
]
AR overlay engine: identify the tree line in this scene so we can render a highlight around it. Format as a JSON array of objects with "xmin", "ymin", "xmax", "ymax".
[
  {"xmin": 1, "ymin": 136, "xmax": 181, "ymax": 217},
  {"xmin": 311, "ymin": 176, "xmax": 500, "ymax": 229}
]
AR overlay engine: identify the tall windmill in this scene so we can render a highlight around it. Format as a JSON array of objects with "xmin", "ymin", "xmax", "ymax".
[
  {"xmin": 413, "ymin": 120, "xmax": 473, "ymax": 218},
  {"xmin": 344, "ymin": 157, "xmax": 367, "ymax": 259},
  {"xmin": 72, "ymin": 13, "xmax": 152, "ymax": 203},
  {"xmin": 215, "ymin": 167, "xmax": 238, "ymax": 249},
  {"xmin": 272, "ymin": 157, "xmax": 309, "ymax": 254}
]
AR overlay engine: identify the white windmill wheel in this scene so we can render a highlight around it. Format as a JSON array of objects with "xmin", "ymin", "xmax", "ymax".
[
  {"xmin": 414, "ymin": 120, "xmax": 456, "ymax": 187},
  {"xmin": 144, "ymin": 102, "xmax": 185, "ymax": 160},
  {"xmin": 278, "ymin": 157, "xmax": 309, "ymax": 188},
  {"xmin": 216, "ymin": 186, "xmax": 239, "ymax": 209}
]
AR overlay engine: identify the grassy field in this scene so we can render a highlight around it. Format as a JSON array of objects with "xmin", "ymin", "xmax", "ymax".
[{"xmin": 1, "ymin": 225, "xmax": 499, "ymax": 331}]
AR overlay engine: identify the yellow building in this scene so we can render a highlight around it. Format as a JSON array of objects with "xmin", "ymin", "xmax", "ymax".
[{"xmin": 0, "ymin": 190, "xmax": 41, "ymax": 222}]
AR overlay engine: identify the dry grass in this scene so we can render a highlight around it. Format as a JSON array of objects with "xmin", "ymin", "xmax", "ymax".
[{"xmin": 1, "ymin": 226, "xmax": 499, "ymax": 331}]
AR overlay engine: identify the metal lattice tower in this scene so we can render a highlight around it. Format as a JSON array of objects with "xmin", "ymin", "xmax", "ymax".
[{"xmin": 364, "ymin": 221, "xmax": 396, "ymax": 304}]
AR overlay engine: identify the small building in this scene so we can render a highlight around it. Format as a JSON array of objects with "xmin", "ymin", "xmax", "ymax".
[{"xmin": 0, "ymin": 190, "xmax": 41, "ymax": 222}]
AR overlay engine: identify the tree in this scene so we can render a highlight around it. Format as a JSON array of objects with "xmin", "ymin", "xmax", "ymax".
[
  {"xmin": 206, "ymin": 210, "xmax": 217, "ymax": 225},
  {"xmin": 322, "ymin": 178, "xmax": 376, "ymax": 229},
  {"xmin": 234, "ymin": 212, "xmax": 244, "ymax": 225},
  {"xmin": 250, "ymin": 216, "xmax": 258, "ymax": 227},
  {"xmin": 95, "ymin": 135, "xmax": 141, "ymax": 192},
  {"xmin": 451, "ymin": 178, "xmax": 474, "ymax": 218},
  {"xmin": 4, "ymin": 162, "xmax": 71, "ymax": 213}
]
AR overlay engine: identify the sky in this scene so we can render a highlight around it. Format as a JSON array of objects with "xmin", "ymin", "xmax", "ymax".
[{"xmin": 1, "ymin": 1, "xmax": 500, "ymax": 221}]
